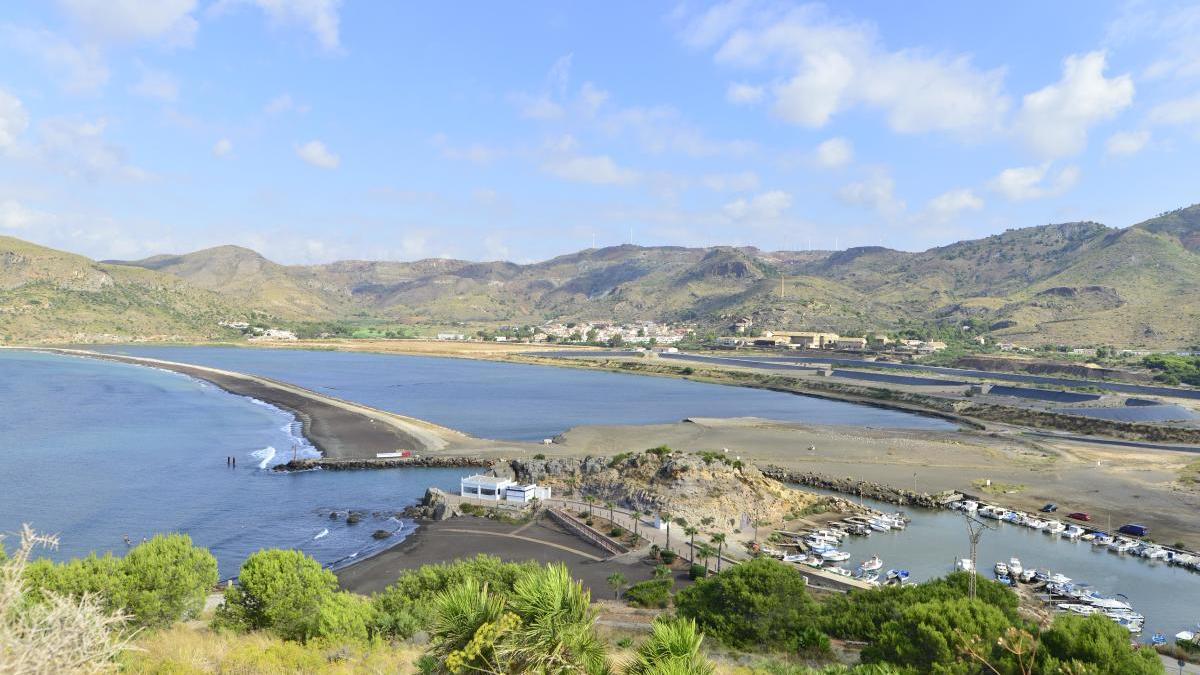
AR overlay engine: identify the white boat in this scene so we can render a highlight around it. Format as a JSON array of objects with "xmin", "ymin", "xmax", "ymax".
[
  {"xmin": 1176, "ymin": 631, "xmax": 1196, "ymax": 642},
  {"xmin": 955, "ymin": 558, "xmax": 975, "ymax": 572},
  {"xmin": 867, "ymin": 518, "xmax": 891, "ymax": 532},
  {"xmin": 826, "ymin": 566, "xmax": 852, "ymax": 577},
  {"xmin": 876, "ymin": 513, "xmax": 907, "ymax": 530},
  {"xmin": 860, "ymin": 555, "xmax": 883, "ymax": 571},
  {"xmin": 1080, "ymin": 532, "xmax": 1095, "ymax": 542},
  {"xmin": 1062, "ymin": 525, "xmax": 1085, "ymax": 540},
  {"xmin": 1048, "ymin": 573, "xmax": 1072, "ymax": 585},
  {"xmin": 821, "ymin": 550, "xmax": 852, "ymax": 562},
  {"xmin": 860, "ymin": 571, "xmax": 881, "ymax": 585},
  {"xmin": 886, "ymin": 569, "xmax": 910, "ymax": 584},
  {"xmin": 1088, "ymin": 597, "xmax": 1133, "ymax": 611},
  {"xmin": 1044, "ymin": 521, "xmax": 1066, "ymax": 535},
  {"xmin": 1023, "ymin": 517, "xmax": 1048, "ymax": 530},
  {"xmin": 1008, "ymin": 558, "xmax": 1024, "ymax": 576},
  {"xmin": 994, "ymin": 561, "xmax": 1009, "ymax": 576},
  {"xmin": 1108, "ymin": 538, "xmax": 1137, "ymax": 553},
  {"xmin": 1019, "ymin": 569, "xmax": 1037, "ymax": 583},
  {"xmin": 1143, "ymin": 545, "xmax": 1169, "ymax": 560},
  {"xmin": 958, "ymin": 500, "xmax": 978, "ymax": 512},
  {"xmin": 978, "ymin": 506, "xmax": 1001, "ymax": 519},
  {"xmin": 782, "ymin": 553, "xmax": 807, "ymax": 563},
  {"xmin": 1059, "ymin": 603, "xmax": 1099, "ymax": 615}
]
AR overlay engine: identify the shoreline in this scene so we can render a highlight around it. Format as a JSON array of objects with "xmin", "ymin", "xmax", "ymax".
[{"xmin": 30, "ymin": 347, "xmax": 466, "ymax": 460}]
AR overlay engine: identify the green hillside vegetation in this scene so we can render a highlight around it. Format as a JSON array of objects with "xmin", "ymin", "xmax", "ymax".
[
  {"xmin": 0, "ymin": 236, "xmax": 244, "ymax": 343},
  {"xmin": 5, "ymin": 203, "xmax": 1200, "ymax": 347},
  {"xmin": 6, "ymin": 527, "xmax": 1164, "ymax": 674}
]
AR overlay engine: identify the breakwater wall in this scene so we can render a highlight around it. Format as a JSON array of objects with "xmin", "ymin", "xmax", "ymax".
[
  {"xmin": 761, "ymin": 466, "xmax": 959, "ymax": 510},
  {"xmin": 274, "ymin": 455, "xmax": 492, "ymax": 472}
]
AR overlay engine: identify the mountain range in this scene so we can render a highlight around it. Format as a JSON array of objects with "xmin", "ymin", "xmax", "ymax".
[{"xmin": 2, "ymin": 204, "xmax": 1199, "ymax": 347}]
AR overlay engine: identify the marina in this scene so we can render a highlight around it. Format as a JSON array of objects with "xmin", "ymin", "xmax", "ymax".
[{"xmin": 791, "ymin": 485, "xmax": 1200, "ymax": 643}]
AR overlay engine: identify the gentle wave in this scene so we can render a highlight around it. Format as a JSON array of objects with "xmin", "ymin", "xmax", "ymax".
[
  {"xmin": 252, "ymin": 446, "xmax": 276, "ymax": 469},
  {"xmin": 313, "ymin": 528, "xmax": 329, "ymax": 540}
]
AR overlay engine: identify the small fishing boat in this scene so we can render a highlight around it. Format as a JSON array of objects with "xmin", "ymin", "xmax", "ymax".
[
  {"xmin": 1080, "ymin": 532, "xmax": 1096, "ymax": 542},
  {"xmin": 1019, "ymin": 569, "xmax": 1037, "ymax": 584},
  {"xmin": 1000, "ymin": 511, "xmax": 1021, "ymax": 524},
  {"xmin": 955, "ymin": 558, "xmax": 974, "ymax": 572},
  {"xmin": 1023, "ymin": 517, "xmax": 1048, "ymax": 530},
  {"xmin": 1044, "ymin": 520, "xmax": 1066, "ymax": 535},
  {"xmin": 1151, "ymin": 633, "xmax": 1167, "ymax": 646},
  {"xmin": 1062, "ymin": 525, "xmax": 1085, "ymax": 540},
  {"xmin": 978, "ymin": 506, "xmax": 1001, "ymax": 519},
  {"xmin": 826, "ymin": 566, "xmax": 852, "ymax": 577},
  {"xmin": 886, "ymin": 569, "xmax": 910, "ymax": 584},
  {"xmin": 1059, "ymin": 603, "xmax": 1099, "ymax": 616},
  {"xmin": 867, "ymin": 518, "xmax": 891, "ymax": 532},
  {"xmin": 1142, "ymin": 545, "xmax": 1169, "ymax": 560},
  {"xmin": 860, "ymin": 571, "xmax": 880, "ymax": 585},
  {"xmin": 1048, "ymin": 573, "xmax": 1072, "ymax": 585},
  {"xmin": 1109, "ymin": 538, "xmax": 1137, "ymax": 554},
  {"xmin": 1176, "ymin": 630, "xmax": 1196, "ymax": 643},
  {"xmin": 782, "ymin": 553, "xmax": 807, "ymax": 564},
  {"xmin": 821, "ymin": 550, "xmax": 852, "ymax": 562},
  {"xmin": 994, "ymin": 561, "xmax": 1009, "ymax": 576},
  {"xmin": 957, "ymin": 500, "xmax": 978, "ymax": 512},
  {"xmin": 860, "ymin": 555, "xmax": 883, "ymax": 571},
  {"xmin": 1008, "ymin": 558, "xmax": 1024, "ymax": 576},
  {"xmin": 1092, "ymin": 532, "xmax": 1113, "ymax": 546}
]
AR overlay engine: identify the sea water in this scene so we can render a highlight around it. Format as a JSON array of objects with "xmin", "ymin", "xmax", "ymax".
[
  {"xmin": 0, "ymin": 350, "xmax": 462, "ymax": 577},
  {"xmin": 93, "ymin": 345, "xmax": 956, "ymax": 438}
]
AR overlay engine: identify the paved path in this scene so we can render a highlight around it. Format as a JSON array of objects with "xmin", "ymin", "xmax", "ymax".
[{"xmin": 440, "ymin": 527, "xmax": 604, "ymax": 561}]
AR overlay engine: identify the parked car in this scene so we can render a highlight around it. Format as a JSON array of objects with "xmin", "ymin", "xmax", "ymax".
[
  {"xmin": 1040, "ymin": 503, "xmax": 1058, "ymax": 513},
  {"xmin": 1067, "ymin": 512, "xmax": 1091, "ymax": 521},
  {"xmin": 1118, "ymin": 523, "xmax": 1149, "ymax": 537}
]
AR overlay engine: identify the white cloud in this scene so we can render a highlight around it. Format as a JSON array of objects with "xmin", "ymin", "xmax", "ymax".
[
  {"xmin": 578, "ymin": 82, "xmax": 609, "ymax": 115},
  {"xmin": 543, "ymin": 155, "xmax": 638, "ymax": 185},
  {"xmin": 838, "ymin": 169, "xmax": 905, "ymax": 214},
  {"xmin": 430, "ymin": 134, "xmax": 502, "ymax": 164},
  {"xmin": 1016, "ymin": 51, "xmax": 1133, "ymax": 158},
  {"xmin": 925, "ymin": 188, "xmax": 983, "ymax": 222},
  {"xmin": 263, "ymin": 93, "xmax": 309, "ymax": 115},
  {"xmin": 212, "ymin": 138, "xmax": 233, "ymax": 157},
  {"xmin": 37, "ymin": 117, "xmax": 150, "ymax": 181},
  {"xmin": 723, "ymin": 190, "xmax": 792, "ymax": 221},
  {"xmin": 726, "ymin": 82, "xmax": 764, "ymax": 104},
  {"xmin": 1149, "ymin": 93, "xmax": 1200, "ymax": 126},
  {"xmin": 683, "ymin": 2, "xmax": 1009, "ymax": 136},
  {"xmin": 814, "ymin": 137, "xmax": 853, "ymax": 168},
  {"xmin": 511, "ymin": 93, "xmax": 564, "ymax": 120},
  {"xmin": 601, "ymin": 105, "xmax": 755, "ymax": 157},
  {"xmin": 57, "ymin": 0, "xmax": 198, "ymax": 46},
  {"xmin": 988, "ymin": 163, "xmax": 1079, "ymax": 201},
  {"xmin": 0, "ymin": 200, "xmax": 44, "ymax": 230},
  {"xmin": 1105, "ymin": 130, "xmax": 1149, "ymax": 157},
  {"xmin": 295, "ymin": 139, "xmax": 339, "ymax": 169},
  {"xmin": 1, "ymin": 25, "xmax": 110, "ymax": 93},
  {"xmin": 129, "ymin": 65, "xmax": 180, "ymax": 102},
  {"xmin": 213, "ymin": 0, "xmax": 343, "ymax": 51},
  {"xmin": 0, "ymin": 88, "xmax": 29, "ymax": 151},
  {"xmin": 701, "ymin": 171, "xmax": 760, "ymax": 192}
]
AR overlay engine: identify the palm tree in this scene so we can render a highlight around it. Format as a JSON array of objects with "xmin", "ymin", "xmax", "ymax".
[
  {"xmin": 584, "ymin": 494, "xmax": 596, "ymax": 517},
  {"xmin": 710, "ymin": 534, "xmax": 727, "ymax": 572},
  {"xmin": 623, "ymin": 617, "xmax": 715, "ymax": 675},
  {"xmin": 605, "ymin": 501, "xmax": 615, "ymax": 524},
  {"xmin": 428, "ymin": 577, "xmax": 506, "ymax": 673},
  {"xmin": 684, "ymin": 526, "xmax": 698, "ymax": 562},
  {"xmin": 607, "ymin": 572, "xmax": 627, "ymax": 599},
  {"xmin": 661, "ymin": 511, "xmax": 672, "ymax": 552},
  {"xmin": 653, "ymin": 564, "xmax": 672, "ymax": 581},
  {"xmin": 695, "ymin": 543, "xmax": 715, "ymax": 572}
]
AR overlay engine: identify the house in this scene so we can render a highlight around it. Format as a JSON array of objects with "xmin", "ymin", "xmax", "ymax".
[
  {"xmin": 249, "ymin": 328, "xmax": 297, "ymax": 342},
  {"xmin": 437, "ymin": 333, "xmax": 466, "ymax": 341},
  {"xmin": 460, "ymin": 475, "xmax": 516, "ymax": 501},
  {"xmin": 769, "ymin": 331, "xmax": 840, "ymax": 349},
  {"xmin": 752, "ymin": 335, "xmax": 790, "ymax": 347},
  {"xmin": 974, "ymin": 335, "xmax": 987, "ymax": 345},
  {"xmin": 732, "ymin": 317, "xmax": 754, "ymax": 333},
  {"xmin": 716, "ymin": 336, "xmax": 743, "ymax": 348},
  {"xmin": 505, "ymin": 483, "xmax": 552, "ymax": 503},
  {"xmin": 835, "ymin": 337, "xmax": 868, "ymax": 350},
  {"xmin": 869, "ymin": 334, "xmax": 892, "ymax": 346}
]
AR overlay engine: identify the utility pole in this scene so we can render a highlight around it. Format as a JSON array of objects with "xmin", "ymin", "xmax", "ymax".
[{"xmin": 964, "ymin": 512, "xmax": 996, "ymax": 600}]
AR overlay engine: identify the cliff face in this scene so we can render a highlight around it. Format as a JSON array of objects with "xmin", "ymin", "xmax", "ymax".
[{"xmin": 501, "ymin": 450, "xmax": 824, "ymax": 529}]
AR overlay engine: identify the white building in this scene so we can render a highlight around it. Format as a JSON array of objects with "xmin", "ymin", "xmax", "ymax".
[
  {"xmin": 460, "ymin": 475, "xmax": 516, "ymax": 501},
  {"xmin": 437, "ymin": 333, "xmax": 466, "ymax": 341},
  {"xmin": 505, "ymin": 484, "xmax": 552, "ymax": 503}
]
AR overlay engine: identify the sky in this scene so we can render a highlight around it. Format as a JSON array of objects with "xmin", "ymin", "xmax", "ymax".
[{"xmin": 1, "ymin": 1, "xmax": 1200, "ymax": 264}]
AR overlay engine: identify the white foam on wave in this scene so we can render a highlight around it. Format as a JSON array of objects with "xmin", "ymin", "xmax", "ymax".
[
  {"xmin": 313, "ymin": 528, "xmax": 329, "ymax": 540},
  {"xmin": 252, "ymin": 446, "xmax": 276, "ymax": 469}
]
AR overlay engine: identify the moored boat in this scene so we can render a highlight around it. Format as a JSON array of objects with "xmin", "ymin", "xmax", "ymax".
[{"xmin": 860, "ymin": 555, "xmax": 883, "ymax": 571}]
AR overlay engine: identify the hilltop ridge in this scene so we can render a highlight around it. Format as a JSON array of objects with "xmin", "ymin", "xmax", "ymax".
[{"xmin": 4, "ymin": 205, "xmax": 1199, "ymax": 347}]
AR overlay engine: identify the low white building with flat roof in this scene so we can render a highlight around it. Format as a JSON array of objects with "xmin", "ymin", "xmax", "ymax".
[
  {"xmin": 460, "ymin": 474, "xmax": 516, "ymax": 501},
  {"xmin": 505, "ymin": 483, "xmax": 552, "ymax": 503}
]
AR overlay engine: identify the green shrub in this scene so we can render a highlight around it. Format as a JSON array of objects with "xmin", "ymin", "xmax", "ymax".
[
  {"xmin": 689, "ymin": 564, "xmax": 707, "ymax": 580},
  {"xmin": 1038, "ymin": 614, "xmax": 1163, "ymax": 674},
  {"xmin": 863, "ymin": 598, "xmax": 1017, "ymax": 673},
  {"xmin": 675, "ymin": 558, "xmax": 817, "ymax": 650},
  {"xmin": 118, "ymin": 534, "xmax": 218, "ymax": 628},
  {"xmin": 659, "ymin": 550, "xmax": 677, "ymax": 564},
  {"xmin": 312, "ymin": 591, "xmax": 377, "ymax": 643},
  {"xmin": 214, "ymin": 549, "xmax": 338, "ymax": 641},
  {"xmin": 371, "ymin": 555, "xmax": 537, "ymax": 640},
  {"xmin": 624, "ymin": 579, "xmax": 672, "ymax": 609}
]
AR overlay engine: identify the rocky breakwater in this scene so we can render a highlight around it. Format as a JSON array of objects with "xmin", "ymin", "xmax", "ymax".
[
  {"xmin": 274, "ymin": 455, "xmax": 490, "ymax": 472},
  {"xmin": 761, "ymin": 466, "xmax": 955, "ymax": 509},
  {"xmin": 495, "ymin": 449, "xmax": 840, "ymax": 529}
]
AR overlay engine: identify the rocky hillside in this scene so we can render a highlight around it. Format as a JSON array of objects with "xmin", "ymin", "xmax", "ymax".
[
  {"xmin": 499, "ymin": 450, "xmax": 828, "ymax": 529},
  {"xmin": 6, "ymin": 203, "xmax": 1200, "ymax": 347},
  {"xmin": 0, "ymin": 236, "xmax": 242, "ymax": 343}
]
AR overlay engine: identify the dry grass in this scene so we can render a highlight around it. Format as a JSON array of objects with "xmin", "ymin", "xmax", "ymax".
[{"xmin": 120, "ymin": 625, "xmax": 424, "ymax": 674}]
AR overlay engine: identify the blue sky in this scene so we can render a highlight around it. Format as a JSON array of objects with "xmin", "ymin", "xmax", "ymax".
[{"xmin": 1, "ymin": 1, "xmax": 1199, "ymax": 264}]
